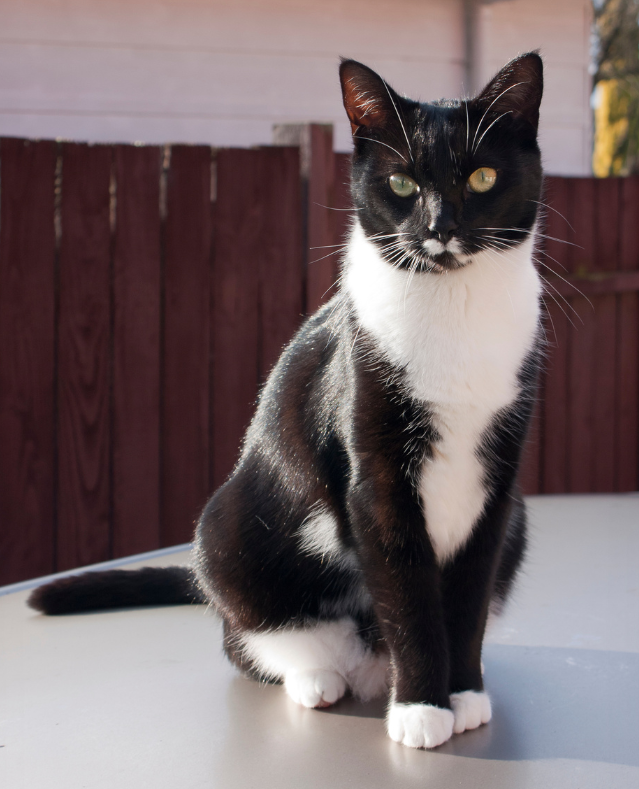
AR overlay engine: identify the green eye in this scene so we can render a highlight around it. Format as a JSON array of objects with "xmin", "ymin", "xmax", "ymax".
[
  {"xmin": 389, "ymin": 173, "xmax": 419, "ymax": 198},
  {"xmin": 467, "ymin": 167, "xmax": 497, "ymax": 193}
]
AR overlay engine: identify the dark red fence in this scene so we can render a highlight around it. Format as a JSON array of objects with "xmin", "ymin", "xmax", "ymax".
[
  {"xmin": 0, "ymin": 130, "xmax": 637, "ymax": 585},
  {"xmin": 518, "ymin": 176, "xmax": 639, "ymax": 497}
]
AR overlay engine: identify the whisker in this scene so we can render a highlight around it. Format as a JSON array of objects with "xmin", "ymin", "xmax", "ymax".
[
  {"xmin": 473, "ymin": 111, "xmax": 512, "ymax": 155},
  {"xmin": 534, "ymin": 257, "xmax": 594, "ymax": 311},
  {"xmin": 403, "ymin": 256, "xmax": 420, "ymax": 314},
  {"xmin": 309, "ymin": 248, "xmax": 346, "ymax": 266},
  {"xmin": 465, "ymin": 100, "xmax": 470, "ymax": 154},
  {"xmin": 541, "ymin": 295, "xmax": 557, "ymax": 343},
  {"xmin": 537, "ymin": 273, "xmax": 579, "ymax": 329},
  {"xmin": 471, "ymin": 82, "xmax": 527, "ymax": 152},
  {"xmin": 476, "ymin": 227, "xmax": 583, "ymax": 249},
  {"xmin": 313, "ymin": 203, "xmax": 361, "ymax": 212},
  {"xmin": 527, "ymin": 199, "xmax": 575, "ymax": 232},
  {"xmin": 382, "ymin": 79, "xmax": 414, "ymax": 163},
  {"xmin": 353, "ymin": 132, "xmax": 408, "ymax": 164},
  {"xmin": 538, "ymin": 247, "xmax": 568, "ymax": 273}
]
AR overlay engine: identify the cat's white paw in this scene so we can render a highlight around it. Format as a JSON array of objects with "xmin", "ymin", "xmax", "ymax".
[
  {"xmin": 386, "ymin": 702, "xmax": 454, "ymax": 749},
  {"xmin": 284, "ymin": 669, "xmax": 346, "ymax": 708},
  {"xmin": 450, "ymin": 690, "xmax": 492, "ymax": 734}
]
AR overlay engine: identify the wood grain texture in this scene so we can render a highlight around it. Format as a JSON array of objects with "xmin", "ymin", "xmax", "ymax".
[
  {"xmin": 306, "ymin": 124, "xmax": 337, "ymax": 313},
  {"xmin": 332, "ymin": 151, "xmax": 353, "ymax": 258},
  {"xmin": 591, "ymin": 178, "xmax": 620, "ymax": 492},
  {"xmin": 618, "ymin": 176, "xmax": 639, "ymax": 491},
  {"xmin": 112, "ymin": 145, "xmax": 162, "ymax": 557},
  {"xmin": 57, "ymin": 142, "xmax": 112, "ymax": 570},
  {"xmin": 546, "ymin": 270, "xmax": 639, "ymax": 296},
  {"xmin": 257, "ymin": 146, "xmax": 304, "ymax": 382},
  {"xmin": 162, "ymin": 145, "xmax": 212, "ymax": 546},
  {"xmin": 566, "ymin": 178, "xmax": 596, "ymax": 493},
  {"xmin": 540, "ymin": 176, "xmax": 571, "ymax": 493},
  {"xmin": 0, "ymin": 138, "xmax": 56, "ymax": 584},
  {"xmin": 211, "ymin": 148, "xmax": 261, "ymax": 489},
  {"xmin": 519, "ymin": 393, "xmax": 543, "ymax": 495}
]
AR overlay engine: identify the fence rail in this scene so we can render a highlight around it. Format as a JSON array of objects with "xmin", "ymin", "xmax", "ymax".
[{"xmin": 0, "ymin": 131, "xmax": 637, "ymax": 585}]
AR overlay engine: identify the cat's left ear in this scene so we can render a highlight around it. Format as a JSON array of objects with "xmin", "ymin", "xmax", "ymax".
[
  {"xmin": 474, "ymin": 52, "xmax": 543, "ymax": 133},
  {"xmin": 339, "ymin": 59, "xmax": 404, "ymax": 135}
]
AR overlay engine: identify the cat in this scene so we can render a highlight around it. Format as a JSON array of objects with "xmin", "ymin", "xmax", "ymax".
[{"xmin": 29, "ymin": 52, "xmax": 544, "ymax": 750}]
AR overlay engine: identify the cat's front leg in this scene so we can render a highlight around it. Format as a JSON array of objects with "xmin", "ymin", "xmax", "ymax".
[
  {"xmin": 348, "ymin": 481, "xmax": 454, "ymax": 749},
  {"xmin": 441, "ymin": 492, "xmax": 523, "ymax": 734}
]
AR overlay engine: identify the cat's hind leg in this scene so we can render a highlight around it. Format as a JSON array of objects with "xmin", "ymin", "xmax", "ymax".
[{"xmin": 239, "ymin": 617, "xmax": 389, "ymax": 708}]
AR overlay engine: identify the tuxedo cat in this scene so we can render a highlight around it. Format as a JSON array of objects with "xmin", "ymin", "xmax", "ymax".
[{"xmin": 30, "ymin": 53, "xmax": 544, "ymax": 749}]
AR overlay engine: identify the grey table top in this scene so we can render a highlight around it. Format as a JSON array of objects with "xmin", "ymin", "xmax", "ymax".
[{"xmin": 2, "ymin": 494, "xmax": 638, "ymax": 788}]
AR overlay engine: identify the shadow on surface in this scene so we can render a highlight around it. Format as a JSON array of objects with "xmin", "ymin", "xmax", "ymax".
[
  {"xmin": 442, "ymin": 643, "xmax": 639, "ymax": 767},
  {"xmin": 334, "ymin": 644, "xmax": 639, "ymax": 767},
  {"xmin": 224, "ymin": 644, "xmax": 639, "ymax": 768}
]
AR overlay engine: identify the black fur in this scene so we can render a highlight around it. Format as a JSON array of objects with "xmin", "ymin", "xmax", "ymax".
[
  {"xmin": 28, "ymin": 567, "xmax": 204, "ymax": 615},
  {"xmin": 29, "ymin": 54, "xmax": 544, "ymax": 724}
]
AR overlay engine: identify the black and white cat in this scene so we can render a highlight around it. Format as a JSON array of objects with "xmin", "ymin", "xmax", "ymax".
[{"xmin": 30, "ymin": 53, "xmax": 544, "ymax": 750}]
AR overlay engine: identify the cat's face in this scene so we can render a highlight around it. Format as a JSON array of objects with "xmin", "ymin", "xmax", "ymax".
[{"xmin": 340, "ymin": 54, "xmax": 544, "ymax": 273}]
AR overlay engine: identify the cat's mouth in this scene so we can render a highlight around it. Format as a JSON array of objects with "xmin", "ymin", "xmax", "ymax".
[
  {"xmin": 423, "ymin": 250, "xmax": 467, "ymax": 273},
  {"xmin": 421, "ymin": 237, "xmax": 469, "ymax": 272},
  {"xmin": 399, "ymin": 240, "xmax": 469, "ymax": 274},
  {"xmin": 375, "ymin": 233, "xmax": 470, "ymax": 274}
]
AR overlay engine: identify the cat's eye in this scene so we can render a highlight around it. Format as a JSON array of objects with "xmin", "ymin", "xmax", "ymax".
[
  {"xmin": 389, "ymin": 173, "xmax": 419, "ymax": 198},
  {"xmin": 467, "ymin": 167, "xmax": 497, "ymax": 194}
]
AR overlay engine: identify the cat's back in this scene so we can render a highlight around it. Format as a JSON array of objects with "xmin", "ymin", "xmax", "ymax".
[{"xmin": 240, "ymin": 292, "xmax": 354, "ymax": 457}]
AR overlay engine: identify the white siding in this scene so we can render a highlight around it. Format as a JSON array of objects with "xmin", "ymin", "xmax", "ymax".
[
  {"xmin": 0, "ymin": 0, "xmax": 592, "ymax": 174},
  {"xmin": 476, "ymin": 0, "xmax": 593, "ymax": 175},
  {"xmin": 0, "ymin": 0, "xmax": 464, "ymax": 152}
]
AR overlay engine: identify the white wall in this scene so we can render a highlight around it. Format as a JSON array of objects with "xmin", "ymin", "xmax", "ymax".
[
  {"xmin": 0, "ymin": 0, "xmax": 592, "ymax": 174},
  {"xmin": 476, "ymin": 0, "xmax": 593, "ymax": 175}
]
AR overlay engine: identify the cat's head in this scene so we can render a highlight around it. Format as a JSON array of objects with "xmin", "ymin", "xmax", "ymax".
[{"xmin": 339, "ymin": 53, "xmax": 543, "ymax": 272}]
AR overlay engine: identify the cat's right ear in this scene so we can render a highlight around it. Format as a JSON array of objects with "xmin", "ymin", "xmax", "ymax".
[{"xmin": 339, "ymin": 59, "xmax": 400, "ymax": 135}]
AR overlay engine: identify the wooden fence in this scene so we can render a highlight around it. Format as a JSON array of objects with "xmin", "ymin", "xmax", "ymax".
[{"xmin": 0, "ymin": 129, "xmax": 637, "ymax": 585}]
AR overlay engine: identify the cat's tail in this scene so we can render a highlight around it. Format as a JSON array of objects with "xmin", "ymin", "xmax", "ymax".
[{"xmin": 27, "ymin": 566, "xmax": 206, "ymax": 615}]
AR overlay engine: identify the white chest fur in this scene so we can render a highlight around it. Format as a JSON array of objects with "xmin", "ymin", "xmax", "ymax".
[{"xmin": 345, "ymin": 223, "xmax": 541, "ymax": 562}]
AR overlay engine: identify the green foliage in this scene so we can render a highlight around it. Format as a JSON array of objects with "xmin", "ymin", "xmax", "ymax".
[{"xmin": 593, "ymin": 0, "xmax": 639, "ymax": 174}]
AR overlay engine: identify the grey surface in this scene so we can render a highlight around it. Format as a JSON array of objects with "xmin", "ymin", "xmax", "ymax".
[{"xmin": 1, "ymin": 494, "xmax": 638, "ymax": 788}]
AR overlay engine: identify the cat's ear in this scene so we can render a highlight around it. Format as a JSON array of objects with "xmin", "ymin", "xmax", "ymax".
[
  {"xmin": 474, "ymin": 52, "xmax": 543, "ymax": 132},
  {"xmin": 339, "ymin": 59, "xmax": 403, "ymax": 135}
]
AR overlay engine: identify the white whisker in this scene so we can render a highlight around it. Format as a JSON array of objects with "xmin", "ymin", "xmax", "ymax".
[
  {"xmin": 527, "ymin": 199, "xmax": 575, "ymax": 232},
  {"xmin": 353, "ymin": 132, "xmax": 408, "ymax": 163},
  {"xmin": 382, "ymin": 80, "xmax": 414, "ymax": 163},
  {"xmin": 472, "ymin": 111, "xmax": 512, "ymax": 155},
  {"xmin": 471, "ymin": 82, "xmax": 526, "ymax": 152},
  {"xmin": 465, "ymin": 100, "xmax": 470, "ymax": 153}
]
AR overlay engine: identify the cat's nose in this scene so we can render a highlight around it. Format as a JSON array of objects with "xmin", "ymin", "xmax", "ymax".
[{"xmin": 427, "ymin": 201, "xmax": 458, "ymax": 244}]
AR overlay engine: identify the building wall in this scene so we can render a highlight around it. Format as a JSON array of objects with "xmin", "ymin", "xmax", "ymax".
[
  {"xmin": 476, "ymin": 0, "xmax": 594, "ymax": 176},
  {"xmin": 1, "ymin": 0, "xmax": 592, "ymax": 174}
]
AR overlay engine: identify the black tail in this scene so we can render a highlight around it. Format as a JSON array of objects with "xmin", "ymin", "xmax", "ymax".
[{"xmin": 27, "ymin": 566, "xmax": 207, "ymax": 615}]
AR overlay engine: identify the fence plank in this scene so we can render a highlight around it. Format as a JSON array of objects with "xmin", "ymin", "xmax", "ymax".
[
  {"xmin": 211, "ymin": 149, "xmax": 262, "ymax": 489},
  {"xmin": 540, "ymin": 176, "xmax": 571, "ymax": 493},
  {"xmin": 591, "ymin": 178, "xmax": 620, "ymax": 492},
  {"xmin": 258, "ymin": 147, "xmax": 304, "ymax": 382},
  {"xmin": 0, "ymin": 139, "xmax": 56, "ymax": 584},
  {"xmin": 57, "ymin": 143, "xmax": 112, "ymax": 570},
  {"xmin": 162, "ymin": 146, "xmax": 212, "ymax": 546},
  {"xmin": 112, "ymin": 145, "xmax": 162, "ymax": 557},
  {"xmin": 566, "ymin": 178, "xmax": 597, "ymax": 492},
  {"xmin": 519, "ymin": 394, "xmax": 542, "ymax": 495},
  {"xmin": 618, "ymin": 177, "xmax": 639, "ymax": 491},
  {"xmin": 332, "ymin": 152, "xmax": 353, "ymax": 254},
  {"xmin": 306, "ymin": 125, "xmax": 336, "ymax": 313}
]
